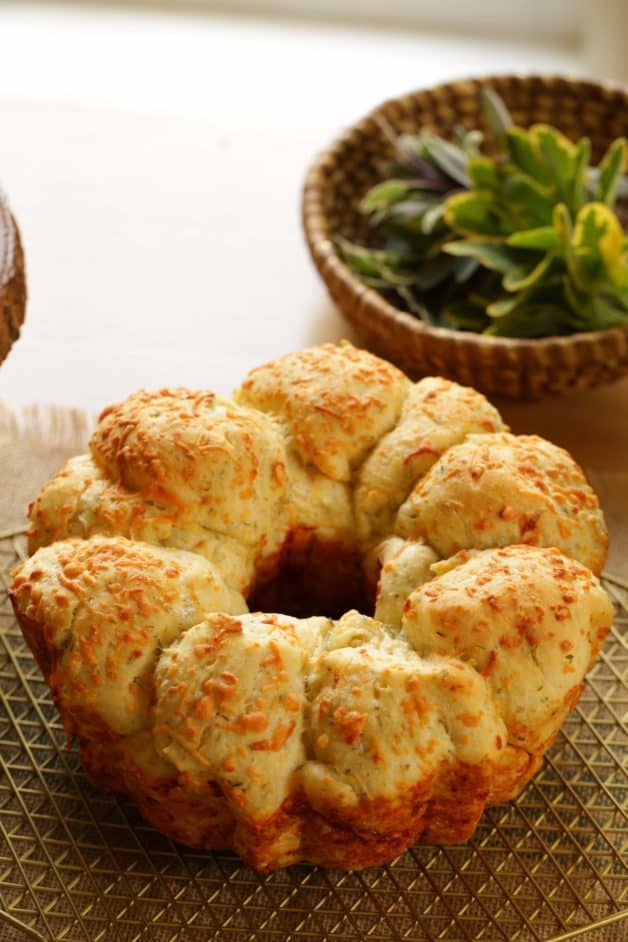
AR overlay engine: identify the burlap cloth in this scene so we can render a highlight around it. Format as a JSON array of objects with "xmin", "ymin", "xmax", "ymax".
[{"xmin": 0, "ymin": 400, "xmax": 626, "ymax": 942}]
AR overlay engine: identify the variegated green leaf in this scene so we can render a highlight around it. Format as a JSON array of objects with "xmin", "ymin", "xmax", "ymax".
[
  {"xmin": 481, "ymin": 88, "xmax": 513, "ymax": 150},
  {"xmin": 444, "ymin": 192, "xmax": 503, "ymax": 236},
  {"xmin": 533, "ymin": 124, "xmax": 579, "ymax": 204},
  {"xmin": 570, "ymin": 137, "xmax": 591, "ymax": 214},
  {"xmin": 506, "ymin": 127, "xmax": 551, "ymax": 184},
  {"xmin": 421, "ymin": 133, "xmax": 470, "ymax": 187},
  {"xmin": 421, "ymin": 202, "xmax": 447, "ymax": 234},
  {"xmin": 507, "ymin": 227, "xmax": 560, "ymax": 251},
  {"xmin": 443, "ymin": 239, "xmax": 525, "ymax": 274},
  {"xmin": 486, "ymin": 294, "xmax": 520, "ymax": 317},
  {"xmin": 503, "ymin": 253, "xmax": 553, "ymax": 292},
  {"xmin": 455, "ymin": 126, "xmax": 483, "ymax": 156},
  {"xmin": 334, "ymin": 237, "xmax": 413, "ymax": 282},
  {"xmin": 385, "ymin": 198, "xmax": 442, "ymax": 230},
  {"xmin": 500, "ymin": 172, "xmax": 554, "ymax": 229},
  {"xmin": 468, "ymin": 156, "xmax": 502, "ymax": 191},
  {"xmin": 484, "ymin": 303, "xmax": 565, "ymax": 337},
  {"xmin": 565, "ymin": 281, "xmax": 628, "ymax": 330},
  {"xmin": 553, "ymin": 203, "xmax": 583, "ymax": 289},
  {"xmin": 572, "ymin": 201, "xmax": 626, "ymax": 289},
  {"xmin": 597, "ymin": 138, "xmax": 627, "ymax": 207},
  {"xmin": 360, "ymin": 179, "xmax": 412, "ymax": 213}
]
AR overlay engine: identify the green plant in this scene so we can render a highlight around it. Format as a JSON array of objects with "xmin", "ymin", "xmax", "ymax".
[{"xmin": 336, "ymin": 91, "xmax": 628, "ymax": 338}]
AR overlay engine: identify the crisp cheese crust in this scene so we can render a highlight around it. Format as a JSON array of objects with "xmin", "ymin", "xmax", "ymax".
[
  {"xmin": 396, "ymin": 432, "xmax": 608, "ymax": 575},
  {"xmin": 235, "ymin": 341, "xmax": 409, "ymax": 482},
  {"xmin": 355, "ymin": 377, "xmax": 505, "ymax": 545}
]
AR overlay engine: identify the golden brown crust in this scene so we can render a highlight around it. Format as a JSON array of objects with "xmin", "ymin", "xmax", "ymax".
[
  {"xmin": 235, "ymin": 341, "xmax": 409, "ymax": 482},
  {"xmin": 396, "ymin": 433, "xmax": 608, "ymax": 575},
  {"xmin": 10, "ymin": 541, "xmax": 508, "ymax": 870},
  {"xmin": 300, "ymin": 808, "xmax": 422, "ymax": 870},
  {"xmin": 27, "ymin": 454, "xmax": 258, "ymax": 594},
  {"xmin": 487, "ymin": 745, "xmax": 544, "ymax": 805},
  {"xmin": 402, "ymin": 545, "xmax": 613, "ymax": 794},
  {"xmin": 419, "ymin": 761, "xmax": 494, "ymax": 844},
  {"xmin": 10, "ymin": 537, "xmax": 246, "ymax": 741},
  {"xmin": 90, "ymin": 387, "xmax": 291, "ymax": 552},
  {"xmin": 355, "ymin": 377, "xmax": 505, "ymax": 545},
  {"xmin": 10, "ymin": 343, "xmax": 614, "ymax": 871}
]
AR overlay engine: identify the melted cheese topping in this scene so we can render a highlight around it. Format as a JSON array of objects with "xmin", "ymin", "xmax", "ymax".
[
  {"xmin": 154, "ymin": 611, "xmax": 326, "ymax": 820},
  {"xmin": 402, "ymin": 545, "xmax": 613, "ymax": 753},
  {"xmin": 91, "ymin": 388, "xmax": 290, "ymax": 553},
  {"xmin": 396, "ymin": 432, "xmax": 608, "ymax": 575},
  {"xmin": 372, "ymin": 537, "xmax": 439, "ymax": 628},
  {"xmin": 235, "ymin": 341, "xmax": 409, "ymax": 482},
  {"xmin": 355, "ymin": 377, "xmax": 505, "ymax": 545},
  {"xmin": 11, "ymin": 342, "xmax": 614, "ymax": 871},
  {"xmin": 11, "ymin": 537, "xmax": 247, "ymax": 738}
]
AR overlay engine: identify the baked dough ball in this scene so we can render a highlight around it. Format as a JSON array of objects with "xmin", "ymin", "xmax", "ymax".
[
  {"xmin": 396, "ymin": 433, "xmax": 608, "ymax": 575},
  {"xmin": 302, "ymin": 611, "xmax": 506, "ymax": 861},
  {"xmin": 355, "ymin": 378, "xmax": 505, "ymax": 544},
  {"xmin": 283, "ymin": 450, "xmax": 354, "ymax": 542},
  {"xmin": 91, "ymin": 388, "xmax": 290, "ymax": 553},
  {"xmin": 28, "ymin": 455, "xmax": 257, "ymax": 594},
  {"xmin": 10, "ymin": 537, "xmax": 246, "ymax": 741},
  {"xmin": 402, "ymin": 545, "xmax": 612, "ymax": 797},
  {"xmin": 154, "ymin": 612, "xmax": 328, "ymax": 871},
  {"xmin": 235, "ymin": 342, "xmax": 409, "ymax": 482},
  {"xmin": 371, "ymin": 537, "xmax": 439, "ymax": 628}
]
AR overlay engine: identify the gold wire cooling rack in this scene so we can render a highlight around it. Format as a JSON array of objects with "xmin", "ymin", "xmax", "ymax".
[{"xmin": 0, "ymin": 527, "xmax": 626, "ymax": 942}]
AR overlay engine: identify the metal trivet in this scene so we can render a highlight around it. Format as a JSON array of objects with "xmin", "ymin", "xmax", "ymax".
[{"xmin": 0, "ymin": 527, "xmax": 626, "ymax": 942}]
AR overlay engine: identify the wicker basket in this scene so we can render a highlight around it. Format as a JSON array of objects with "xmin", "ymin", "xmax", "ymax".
[
  {"xmin": 302, "ymin": 74, "xmax": 628, "ymax": 400},
  {"xmin": 0, "ymin": 210, "xmax": 26, "ymax": 369}
]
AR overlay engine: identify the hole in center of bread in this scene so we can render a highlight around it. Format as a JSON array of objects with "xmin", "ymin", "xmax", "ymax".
[{"xmin": 248, "ymin": 532, "xmax": 368, "ymax": 620}]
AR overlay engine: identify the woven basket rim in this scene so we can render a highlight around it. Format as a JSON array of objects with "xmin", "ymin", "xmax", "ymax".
[{"xmin": 302, "ymin": 72, "xmax": 628, "ymax": 353}]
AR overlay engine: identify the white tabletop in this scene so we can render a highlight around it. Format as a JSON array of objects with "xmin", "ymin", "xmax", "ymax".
[{"xmin": 0, "ymin": 1, "xmax": 582, "ymax": 413}]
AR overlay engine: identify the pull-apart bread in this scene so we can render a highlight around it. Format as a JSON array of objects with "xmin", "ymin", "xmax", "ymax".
[{"xmin": 11, "ymin": 342, "xmax": 612, "ymax": 871}]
